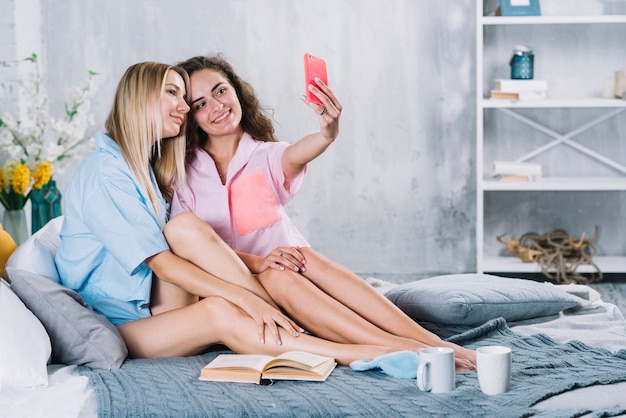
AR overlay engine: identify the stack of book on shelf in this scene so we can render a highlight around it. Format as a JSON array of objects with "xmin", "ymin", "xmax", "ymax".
[
  {"xmin": 493, "ymin": 160, "xmax": 542, "ymax": 182},
  {"xmin": 490, "ymin": 79, "xmax": 548, "ymax": 101}
]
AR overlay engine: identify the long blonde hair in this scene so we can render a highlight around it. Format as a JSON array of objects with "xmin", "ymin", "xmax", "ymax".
[{"xmin": 105, "ymin": 62, "xmax": 189, "ymax": 222}]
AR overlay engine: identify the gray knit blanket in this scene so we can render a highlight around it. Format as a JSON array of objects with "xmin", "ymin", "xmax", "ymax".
[{"xmin": 78, "ymin": 318, "xmax": 626, "ymax": 418}]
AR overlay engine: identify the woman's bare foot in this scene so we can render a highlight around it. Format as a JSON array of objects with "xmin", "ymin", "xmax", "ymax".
[{"xmin": 455, "ymin": 357, "xmax": 476, "ymax": 371}]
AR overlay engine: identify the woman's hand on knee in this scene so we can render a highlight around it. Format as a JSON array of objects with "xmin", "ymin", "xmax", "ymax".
[
  {"xmin": 241, "ymin": 296, "xmax": 304, "ymax": 345},
  {"xmin": 260, "ymin": 247, "xmax": 306, "ymax": 273}
]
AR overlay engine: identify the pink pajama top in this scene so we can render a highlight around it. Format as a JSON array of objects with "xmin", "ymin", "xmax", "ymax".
[{"xmin": 171, "ymin": 133, "xmax": 309, "ymax": 257}]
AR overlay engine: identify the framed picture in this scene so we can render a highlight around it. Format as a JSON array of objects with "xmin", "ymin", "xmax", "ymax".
[{"xmin": 499, "ymin": 0, "xmax": 541, "ymax": 16}]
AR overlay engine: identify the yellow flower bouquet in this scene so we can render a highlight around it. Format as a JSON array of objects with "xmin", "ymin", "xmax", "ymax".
[{"xmin": 0, "ymin": 160, "xmax": 52, "ymax": 210}]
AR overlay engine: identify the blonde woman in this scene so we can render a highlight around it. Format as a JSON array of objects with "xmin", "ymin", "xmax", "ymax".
[{"xmin": 55, "ymin": 61, "xmax": 409, "ymax": 367}]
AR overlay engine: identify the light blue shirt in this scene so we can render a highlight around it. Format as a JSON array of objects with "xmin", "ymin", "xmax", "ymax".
[{"xmin": 55, "ymin": 132, "xmax": 169, "ymax": 325}]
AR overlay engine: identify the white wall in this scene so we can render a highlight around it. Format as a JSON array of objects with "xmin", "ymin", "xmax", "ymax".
[
  {"xmin": 0, "ymin": 0, "xmax": 19, "ymax": 114},
  {"xmin": 1, "ymin": 0, "xmax": 624, "ymax": 276}
]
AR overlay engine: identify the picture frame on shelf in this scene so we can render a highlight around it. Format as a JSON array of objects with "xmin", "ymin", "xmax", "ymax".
[{"xmin": 498, "ymin": 0, "xmax": 541, "ymax": 16}]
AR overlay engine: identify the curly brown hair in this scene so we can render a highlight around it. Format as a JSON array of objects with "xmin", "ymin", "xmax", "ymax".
[{"xmin": 178, "ymin": 54, "xmax": 278, "ymax": 164}]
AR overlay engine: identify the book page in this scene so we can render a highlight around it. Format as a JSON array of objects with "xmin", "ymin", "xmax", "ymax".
[
  {"xmin": 262, "ymin": 359, "xmax": 337, "ymax": 381},
  {"xmin": 205, "ymin": 354, "xmax": 275, "ymax": 371},
  {"xmin": 268, "ymin": 351, "xmax": 332, "ymax": 369}
]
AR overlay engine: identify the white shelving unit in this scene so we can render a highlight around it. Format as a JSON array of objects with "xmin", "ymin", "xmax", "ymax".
[{"xmin": 476, "ymin": 1, "xmax": 626, "ymax": 275}]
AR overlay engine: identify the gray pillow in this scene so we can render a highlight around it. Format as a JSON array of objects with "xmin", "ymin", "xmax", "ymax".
[
  {"xmin": 6, "ymin": 266, "xmax": 128, "ymax": 370},
  {"xmin": 384, "ymin": 273, "xmax": 581, "ymax": 326}
]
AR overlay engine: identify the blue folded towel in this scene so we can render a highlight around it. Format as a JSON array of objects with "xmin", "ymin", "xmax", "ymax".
[{"xmin": 349, "ymin": 350, "xmax": 419, "ymax": 379}]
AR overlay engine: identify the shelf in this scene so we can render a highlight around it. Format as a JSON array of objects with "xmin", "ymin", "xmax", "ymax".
[
  {"xmin": 482, "ymin": 98, "xmax": 626, "ymax": 109},
  {"xmin": 483, "ymin": 255, "xmax": 626, "ymax": 274},
  {"xmin": 482, "ymin": 15, "xmax": 626, "ymax": 25},
  {"xmin": 476, "ymin": 1, "xmax": 626, "ymax": 274},
  {"xmin": 483, "ymin": 177, "xmax": 626, "ymax": 191},
  {"xmin": 485, "ymin": 107, "xmax": 626, "ymax": 176}
]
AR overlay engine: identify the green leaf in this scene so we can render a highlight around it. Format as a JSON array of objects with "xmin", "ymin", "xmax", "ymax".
[
  {"xmin": 24, "ymin": 53, "xmax": 38, "ymax": 63},
  {"xmin": 65, "ymin": 103, "xmax": 78, "ymax": 119},
  {"xmin": 0, "ymin": 192, "xmax": 11, "ymax": 211}
]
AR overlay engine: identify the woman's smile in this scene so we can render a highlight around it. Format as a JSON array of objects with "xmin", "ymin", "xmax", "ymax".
[{"xmin": 212, "ymin": 108, "xmax": 230, "ymax": 124}]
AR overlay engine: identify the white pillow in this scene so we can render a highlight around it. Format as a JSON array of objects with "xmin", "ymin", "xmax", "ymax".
[
  {"xmin": 0, "ymin": 278, "xmax": 51, "ymax": 390},
  {"xmin": 6, "ymin": 216, "xmax": 63, "ymax": 282}
]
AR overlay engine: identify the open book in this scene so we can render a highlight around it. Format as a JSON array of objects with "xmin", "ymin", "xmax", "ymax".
[{"xmin": 199, "ymin": 351, "xmax": 337, "ymax": 384}]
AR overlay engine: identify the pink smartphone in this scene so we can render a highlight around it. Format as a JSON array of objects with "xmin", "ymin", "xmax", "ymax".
[{"xmin": 304, "ymin": 53, "xmax": 328, "ymax": 106}]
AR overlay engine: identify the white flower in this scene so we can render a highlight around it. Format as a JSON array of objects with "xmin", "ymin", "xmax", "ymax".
[
  {"xmin": 4, "ymin": 145, "xmax": 23, "ymax": 160},
  {"xmin": 0, "ymin": 113, "xmax": 16, "ymax": 127},
  {"xmin": 0, "ymin": 129, "xmax": 12, "ymax": 144},
  {"xmin": 0, "ymin": 54, "xmax": 99, "ymax": 172},
  {"xmin": 43, "ymin": 144, "xmax": 65, "ymax": 162}
]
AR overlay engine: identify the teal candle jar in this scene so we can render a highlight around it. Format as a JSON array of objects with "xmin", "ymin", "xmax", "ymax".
[{"xmin": 510, "ymin": 46, "xmax": 534, "ymax": 80}]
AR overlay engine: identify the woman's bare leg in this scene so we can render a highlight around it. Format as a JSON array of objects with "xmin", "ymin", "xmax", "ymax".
[
  {"xmin": 150, "ymin": 275, "xmax": 199, "ymax": 314},
  {"xmin": 163, "ymin": 211, "xmax": 277, "ymax": 307},
  {"xmin": 268, "ymin": 247, "xmax": 475, "ymax": 367},
  {"xmin": 258, "ymin": 267, "xmax": 426, "ymax": 351},
  {"xmin": 117, "ymin": 296, "xmax": 392, "ymax": 366}
]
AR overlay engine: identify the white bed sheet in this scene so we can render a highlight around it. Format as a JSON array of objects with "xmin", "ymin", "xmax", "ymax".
[
  {"xmin": 2, "ymin": 282, "xmax": 625, "ymax": 418},
  {"xmin": 0, "ymin": 364, "xmax": 96, "ymax": 418}
]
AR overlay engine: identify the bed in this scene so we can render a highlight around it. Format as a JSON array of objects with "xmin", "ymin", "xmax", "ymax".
[{"xmin": 2, "ymin": 217, "xmax": 626, "ymax": 418}]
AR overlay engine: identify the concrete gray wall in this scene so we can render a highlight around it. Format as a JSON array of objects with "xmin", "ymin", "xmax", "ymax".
[{"xmin": 1, "ymin": 0, "xmax": 624, "ymax": 277}]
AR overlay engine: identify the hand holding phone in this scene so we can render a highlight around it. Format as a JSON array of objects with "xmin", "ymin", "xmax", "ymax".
[{"xmin": 304, "ymin": 53, "xmax": 328, "ymax": 106}]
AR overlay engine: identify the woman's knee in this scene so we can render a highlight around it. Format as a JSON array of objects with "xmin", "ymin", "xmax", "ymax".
[
  {"xmin": 258, "ymin": 268, "xmax": 307, "ymax": 299},
  {"xmin": 198, "ymin": 296, "xmax": 238, "ymax": 316},
  {"xmin": 164, "ymin": 211, "xmax": 219, "ymax": 249},
  {"xmin": 299, "ymin": 247, "xmax": 332, "ymax": 271},
  {"xmin": 196, "ymin": 296, "xmax": 244, "ymax": 332}
]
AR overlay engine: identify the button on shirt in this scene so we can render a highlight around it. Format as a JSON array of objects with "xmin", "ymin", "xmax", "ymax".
[{"xmin": 55, "ymin": 132, "xmax": 170, "ymax": 325}]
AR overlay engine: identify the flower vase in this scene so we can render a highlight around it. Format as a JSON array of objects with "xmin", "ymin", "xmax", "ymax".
[
  {"xmin": 2, "ymin": 209, "xmax": 29, "ymax": 245},
  {"xmin": 31, "ymin": 179, "xmax": 62, "ymax": 234}
]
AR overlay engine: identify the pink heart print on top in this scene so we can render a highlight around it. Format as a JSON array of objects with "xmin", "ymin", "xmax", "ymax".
[{"xmin": 229, "ymin": 169, "xmax": 282, "ymax": 235}]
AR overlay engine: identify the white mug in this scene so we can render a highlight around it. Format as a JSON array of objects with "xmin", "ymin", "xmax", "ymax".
[
  {"xmin": 416, "ymin": 347, "xmax": 455, "ymax": 393},
  {"xmin": 476, "ymin": 345, "xmax": 512, "ymax": 395}
]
